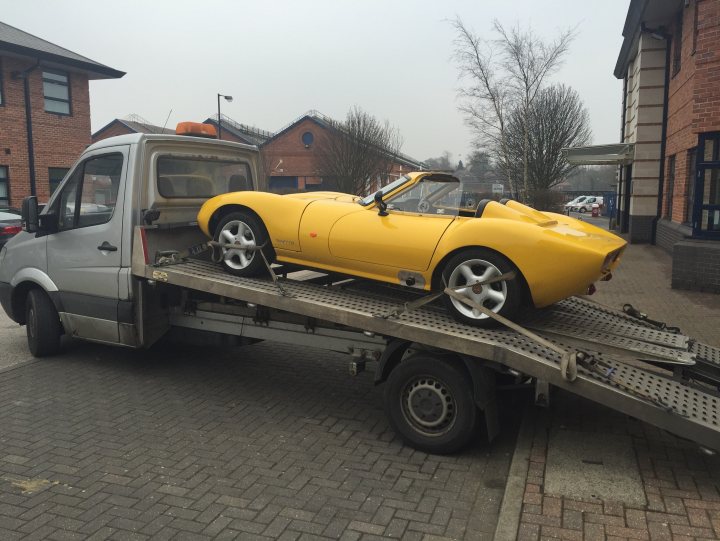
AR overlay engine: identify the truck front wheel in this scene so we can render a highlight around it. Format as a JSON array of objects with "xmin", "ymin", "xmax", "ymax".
[
  {"xmin": 384, "ymin": 354, "xmax": 477, "ymax": 454},
  {"xmin": 26, "ymin": 289, "xmax": 62, "ymax": 357}
]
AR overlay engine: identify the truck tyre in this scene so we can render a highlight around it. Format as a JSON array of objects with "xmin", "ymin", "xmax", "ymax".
[
  {"xmin": 384, "ymin": 354, "xmax": 477, "ymax": 454},
  {"xmin": 441, "ymin": 248, "xmax": 521, "ymax": 327},
  {"xmin": 26, "ymin": 289, "xmax": 62, "ymax": 357},
  {"xmin": 215, "ymin": 211, "xmax": 272, "ymax": 277}
]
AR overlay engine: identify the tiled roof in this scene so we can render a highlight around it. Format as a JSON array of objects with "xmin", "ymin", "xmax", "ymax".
[{"xmin": 0, "ymin": 20, "xmax": 124, "ymax": 79}]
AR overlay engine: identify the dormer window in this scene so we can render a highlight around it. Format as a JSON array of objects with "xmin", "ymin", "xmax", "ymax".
[{"xmin": 43, "ymin": 69, "xmax": 71, "ymax": 115}]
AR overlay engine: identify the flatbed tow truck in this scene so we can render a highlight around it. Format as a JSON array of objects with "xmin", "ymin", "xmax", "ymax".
[{"xmin": 2, "ymin": 127, "xmax": 718, "ymax": 454}]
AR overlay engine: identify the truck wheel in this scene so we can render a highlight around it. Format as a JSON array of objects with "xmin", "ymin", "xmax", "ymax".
[
  {"xmin": 441, "ymin": 248, "xmax": 521, "ymax": 327},
  {"xmin": 384, "ymin": 354, "xmax": 477, "ymax": 454},
  {"xmin": 26, "ymin": 289, "xmax": 62, "ymax": 357},
  {"xmin": 215, "ymin": 211, "xmax": 271, "ymax": 277}
]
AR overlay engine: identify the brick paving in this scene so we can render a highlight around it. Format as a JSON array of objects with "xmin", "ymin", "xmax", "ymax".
[
  {"xmin": 517, "ymin": 242, "xmax": 720, "ymax": 541},
  {"xmin": 0, "ymin": 339, "xmax": 518, "ymax": 540}
]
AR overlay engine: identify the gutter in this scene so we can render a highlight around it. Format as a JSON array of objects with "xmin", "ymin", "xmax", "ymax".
[{"xmin": 12, "ymin": 59, "xmax": 41, "ymax": 198}]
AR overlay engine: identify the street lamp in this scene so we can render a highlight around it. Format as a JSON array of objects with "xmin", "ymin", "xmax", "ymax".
[{"xmin": 217, "ymin": 93, "xmax": 233, "ymax": 139}]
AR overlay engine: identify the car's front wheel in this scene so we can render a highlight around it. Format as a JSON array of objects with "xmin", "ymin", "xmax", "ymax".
[
  {"xmin": 440, "ymin": 248, "xmax": 521, "ymax": 327},
  {"xmin": 215, "ymin": 211, "xmax": 271, "ymax": 277}
]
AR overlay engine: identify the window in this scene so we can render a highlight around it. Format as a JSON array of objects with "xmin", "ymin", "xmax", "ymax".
[
  {"xmin": 686, "ymin": 148, "xmax": 696, "ymax": 223},
  {"xmin": 157, "ymin": 156, "xmax": 252, "ymax": 198},
  {"xmin": 672, "ymin": 10, "xmax": 683, "ymax": 77},
  {"xmin": 0, "ymin": 166, "xmax": 8, "ymax": 206},
  {"xmin": 48, "ymin": 167, "xmax": 69, "ymax": 195},
  {"xmin": 55, "ymin": 154, "xmax": 123, "ymax": 231},
  {"xmin": 386, "ymin": 176, "xmax": 462, "ymax": 216},
  {"xmin": 666, "ymin": 155, "xmax": 676, "ymax": 218},
  {"xmin": 42, "ymin": 70, "xmax": 71, "ymax": 115}
]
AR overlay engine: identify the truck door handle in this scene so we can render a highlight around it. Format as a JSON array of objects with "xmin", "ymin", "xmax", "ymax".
[{"xmin": 97, "ymin": 241, "xmax": 117, "ymax": 252}]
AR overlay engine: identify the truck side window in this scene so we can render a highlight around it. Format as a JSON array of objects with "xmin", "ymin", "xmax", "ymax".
[{"xmin": 56, "ymin": 153, "xmax": 123, "ymax": 230}]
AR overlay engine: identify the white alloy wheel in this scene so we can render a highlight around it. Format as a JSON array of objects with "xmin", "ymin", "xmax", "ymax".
[
  {"xmin": 447, "ymin": 258, "xmax": 507, "ymax": 319},
  {"xmin": 219, "ymin": 219, "xmax": 257, "ymax": 270}
]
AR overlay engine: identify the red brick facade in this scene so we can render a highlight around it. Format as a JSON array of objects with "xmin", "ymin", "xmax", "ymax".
[
  {"xmin": 663, "ymin": 0, "xmax": 720, "ymax": 224},
  {"xmin": 260, "ymin": 116, "xmax": 421, "ymax": 194},
  {"xmin": 0, "ymin": 56, "xmax": 91, "ymax": 207}
]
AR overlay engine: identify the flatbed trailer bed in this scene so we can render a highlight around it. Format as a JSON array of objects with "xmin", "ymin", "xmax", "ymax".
[{"xmin": 133, "ymin": 226, "xmax": 720, "ymax": 451}]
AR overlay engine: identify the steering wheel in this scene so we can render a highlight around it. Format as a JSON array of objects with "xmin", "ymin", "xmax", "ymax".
[{"xmin": 417, "ymin": 199, "xmax": 431, "ymax": 213}]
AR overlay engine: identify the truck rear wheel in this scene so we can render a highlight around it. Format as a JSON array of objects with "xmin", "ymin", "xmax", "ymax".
[
  {"xmin": 384, "ymin": 354, "xmax": 477, "ymax": 454},
  {"xmin": 26, "ymin": 289, "xmax": 62, "ymax": 357}
]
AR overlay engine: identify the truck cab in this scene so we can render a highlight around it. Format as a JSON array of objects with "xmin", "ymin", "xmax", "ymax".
[{"xmin": 0, "ymin": 127, "xmax": 262, "ymax": 354}]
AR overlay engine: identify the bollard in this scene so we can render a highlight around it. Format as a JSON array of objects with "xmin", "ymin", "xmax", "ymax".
[{"xmin": 591, "ymin": 204, "xmax": 599, "ymax": 218}]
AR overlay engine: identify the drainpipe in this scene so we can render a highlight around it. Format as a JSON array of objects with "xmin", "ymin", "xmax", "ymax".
[
  {"xmin": 653, "ymin": 32, "xmax": 671, "ymax": 245},
  {"xmin": 12, "ymin": 60, "xmax": 41, "ymax": 197}
]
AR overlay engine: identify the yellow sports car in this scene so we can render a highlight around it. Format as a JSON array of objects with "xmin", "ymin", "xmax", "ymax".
[{"xmin": 197, "ymin": 172, "xmax": 626, "ymax": 326}]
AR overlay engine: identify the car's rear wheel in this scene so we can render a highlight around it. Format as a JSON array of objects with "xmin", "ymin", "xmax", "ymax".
[
  {"xmin": 578, "ymin": 206, "xmax": 587, "ymax": 213},
  {"xmin": 215, "ymin": 211, "xmax": 271, "ymax": 277},
  {"xmin": 441, "ymin": 248, "xmax": 521, "ymax": 327},
  {"xmin": 26, "ymin": 289, "xmax": 62, "ymax": 357}
]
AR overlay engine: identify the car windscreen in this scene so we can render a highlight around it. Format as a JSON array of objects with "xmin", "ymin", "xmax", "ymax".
[
  {"xmin": 157, "ymin": 156, "xmax": 253, "ymax": 198},
  {"xmin": 359, "ymin": 175, "xmax": 411, "ymax": 206}
]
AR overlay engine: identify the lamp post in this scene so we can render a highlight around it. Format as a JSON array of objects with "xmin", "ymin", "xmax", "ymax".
[{"xmin": 217, "ymin": 93, "xmax": 233, "ymax": 139}]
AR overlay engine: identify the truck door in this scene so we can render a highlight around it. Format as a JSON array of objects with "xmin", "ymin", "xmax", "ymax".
[{"xmin": 45, "ymin": 146, "xmax": 128, "ymax": 344}]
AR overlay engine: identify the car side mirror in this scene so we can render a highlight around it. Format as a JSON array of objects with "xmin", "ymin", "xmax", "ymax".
[
  {"xmin": 374, "ymin": 190, "xmax": 388, "ymax": 217},
  {"xmin": 21, "ymin": 196, "xmax": 39, "ymax": 233}
]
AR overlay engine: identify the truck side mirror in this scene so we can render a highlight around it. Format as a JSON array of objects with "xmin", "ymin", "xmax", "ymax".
[
  {"xmin": 22, "ymin": 196, "xmax": 39, "ymax": 233},
  {"xmin": 374, "ymin": 190, "xmax": 388, "ymax": 217}
]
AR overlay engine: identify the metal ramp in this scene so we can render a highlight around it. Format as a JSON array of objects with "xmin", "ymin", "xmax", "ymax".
[{"xmin": 132, "ymin": 252, "xmax": 720, "ymax": 450}]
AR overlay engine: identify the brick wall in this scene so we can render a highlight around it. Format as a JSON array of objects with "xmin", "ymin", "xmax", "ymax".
[
  {"xmin": 664, "ymin": 0, "xmax": 720, "ymax": 225},
  {"xmin": 672, "ymin": 239, "xmax": 720, "ymax": 292},
  {"xmin": 0, "ymin": 55, "xmax": 90, "ymax": 207}
]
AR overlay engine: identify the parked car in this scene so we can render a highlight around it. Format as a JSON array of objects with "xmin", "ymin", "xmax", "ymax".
[
  {"xmin": 0, "ymin": 208, "xmax": 22, "ymax": 248},
  {"xmin": 197, "ymin": 172, "xmax": 626, "ymax": 327},
  {"xmin": 564, "ymin": 195, "xmax": 589, "ymax": 209},
  {"xmin": 569, "ymin": 196, "xmax": 604, "ymax": 213}
]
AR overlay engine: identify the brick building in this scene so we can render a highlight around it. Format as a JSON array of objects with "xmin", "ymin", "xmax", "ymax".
[
  {"xmin": 0, "ymin": 21, "xmax": 124, "ymax": 207},
  {"xmin": 566, "ymin": 0, "xmax": 720, "ymax": 292},
  {"xmin": 91, "ymin": 117, "xmax": 173, "ymax": 143},
  {"xmin": 203, "ymin": 114, "xmax": 273, "ymax": 146},
  {"xmin": 260, "ymin": 111, "xmax": 424, "ymax": 193}
]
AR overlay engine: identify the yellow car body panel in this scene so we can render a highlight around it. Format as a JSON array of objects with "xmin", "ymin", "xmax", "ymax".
[{"xmin": 197, "ymin": 172, "xmax": 627, "ymax": 308}]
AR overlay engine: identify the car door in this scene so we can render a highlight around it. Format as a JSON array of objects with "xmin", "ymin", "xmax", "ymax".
[
  {"xmin": 45, "ymin": 147, "xmax": 128, "ymax": 344},
  {"xmin": 328, "ymin": 178, "xmax": 456, "ymax": 271}
]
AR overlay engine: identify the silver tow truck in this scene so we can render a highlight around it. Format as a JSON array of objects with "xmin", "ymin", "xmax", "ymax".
[{"xmin": 1, "ymin": 131, "xmax": 718, "ymax": 454}]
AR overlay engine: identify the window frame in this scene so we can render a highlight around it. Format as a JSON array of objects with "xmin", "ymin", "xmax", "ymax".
[
  {"xmin": 0, "ymin": 58, "xmax": 5, "ymax": 107},
  {"xmin": 672, "ymin": 9, "xmax": 683, "ymax": 78},
  {"xmin": 50, "ymin": 153, "xmax": 123, "ymax": 231},
  {"xmin": 0, "ymin": 165, "xmax": 9, "ymax": 206},
  {"xmin": 42, "ymin": 68, "xmax": 72, "ymax": 116},
  {"xmin": 691, "ymin": 133, "xmax": 720, "ymax": 238}
]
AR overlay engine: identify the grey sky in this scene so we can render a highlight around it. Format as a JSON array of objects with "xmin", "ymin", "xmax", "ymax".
[{"xmin": 2, "ymin": 0, "xmax": 629, "ymax": 163}]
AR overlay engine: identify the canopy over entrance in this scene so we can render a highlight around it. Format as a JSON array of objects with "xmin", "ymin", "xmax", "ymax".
[{"xmin": 561, "ymin": 143, "xmax": 634, "ymax": 165}]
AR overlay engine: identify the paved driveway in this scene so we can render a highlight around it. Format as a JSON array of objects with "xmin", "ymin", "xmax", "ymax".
[{"xmin": 0, "ymin": 336, "xmax": 520, "ymax": 540}]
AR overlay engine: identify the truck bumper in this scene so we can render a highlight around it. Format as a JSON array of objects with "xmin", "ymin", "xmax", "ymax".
[{"xmin": 0, "ymin": 281, "xmax": 15, "ymax": 322}]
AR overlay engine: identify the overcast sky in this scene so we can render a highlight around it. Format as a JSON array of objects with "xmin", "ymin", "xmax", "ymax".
[{"xmin": 2, "ymin": 0, "xmax": 629, "ymax": 163}]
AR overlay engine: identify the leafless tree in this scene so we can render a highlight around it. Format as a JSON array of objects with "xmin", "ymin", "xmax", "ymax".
[
  {"xmin": 452, "ymin": 17, "xmax": 575, "ymax": 200},
  {"xmin": 504, "ymin": 84, "xmax": 591, "ymax": 204},
  {"xmin": 318, "ymin": 106, "xmax": 403, "ymax": 196},
  {"xmin": 423, "ymin": 151, "xmax": 455, "ymax": 172}
]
